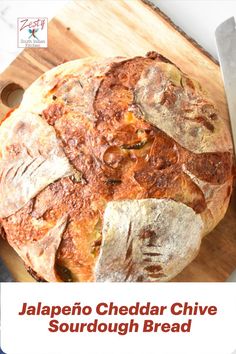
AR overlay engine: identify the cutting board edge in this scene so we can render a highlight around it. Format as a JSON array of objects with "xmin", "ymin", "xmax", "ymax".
[{"xmin": 140, "ymin": 0, "xmax": 219, "ymax": 66}]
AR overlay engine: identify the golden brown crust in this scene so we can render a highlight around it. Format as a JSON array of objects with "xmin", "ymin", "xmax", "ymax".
[{"xmin": 0, "ymin": 53, "xmax": 233, "ymax": 282}]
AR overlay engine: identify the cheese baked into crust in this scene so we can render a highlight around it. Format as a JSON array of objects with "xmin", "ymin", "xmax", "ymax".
[{"xmin": 0, "ymin": 53, "xmax": 233, "ymax": 282}]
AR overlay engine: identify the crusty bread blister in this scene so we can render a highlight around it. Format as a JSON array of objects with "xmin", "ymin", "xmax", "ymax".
[{"xmin": 0, "ymin": 52, "xmax": 233, "ymax": 282}]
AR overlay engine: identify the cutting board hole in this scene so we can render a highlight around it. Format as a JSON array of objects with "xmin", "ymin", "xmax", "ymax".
[{"xmin": 1, "ymin": 83, "xmax": 24, "ymax": 108}]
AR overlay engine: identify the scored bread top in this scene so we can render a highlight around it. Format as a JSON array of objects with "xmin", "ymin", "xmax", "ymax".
[{"xmin": 0, "ymin": 53, "xmax": 233, "ymax": 282}]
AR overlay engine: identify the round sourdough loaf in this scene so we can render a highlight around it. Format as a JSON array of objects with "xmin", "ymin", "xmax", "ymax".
[{"xmin": 0, "ymin": 52, "xmax": 233, "ymax": 282}]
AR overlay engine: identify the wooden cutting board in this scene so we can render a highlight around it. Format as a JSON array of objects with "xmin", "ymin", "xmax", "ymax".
[{"xmin": 0, "ymin": 0, "xmax": 235, "ymax": 282}]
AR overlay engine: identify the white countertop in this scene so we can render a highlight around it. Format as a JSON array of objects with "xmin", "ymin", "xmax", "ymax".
[{"xmin": 155, "ymin": 0, "xmax": 236, "ymax": 59}]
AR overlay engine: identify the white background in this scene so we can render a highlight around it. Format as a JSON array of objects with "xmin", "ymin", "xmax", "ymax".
[
  {"xmin": 1, "ymin": 283, "xmax": 236, "ymax": 354},
  {"xmin": 156, "ymin": 0, "xmax": 236, "ymax": 59}
]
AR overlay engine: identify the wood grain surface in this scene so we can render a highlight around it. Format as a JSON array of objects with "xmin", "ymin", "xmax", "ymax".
[{"xmin": 0, "ymin": 0, "xmax": 235, "ymax": 282}]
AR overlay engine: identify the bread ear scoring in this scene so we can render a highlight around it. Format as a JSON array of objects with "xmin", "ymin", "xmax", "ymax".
[
  {"xmin": 95, "ymin": 199, "xmax": 203, "ymax": 282},
  {"xmin": 134, "ymin": 62, "xmax": 232, "ymax": 153},
  {"xmin": 0, "ymin": 111, "xmax": 74, "ymax": 218},
  {"xmin": 19, "ymin": 57, "xmax": 127, "ymax": 115}
]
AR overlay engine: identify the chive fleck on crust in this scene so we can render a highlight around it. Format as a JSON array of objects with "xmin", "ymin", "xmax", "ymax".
[{"xmin": 0, "ymin": 53, "xmax": 233, "ymax": 282}]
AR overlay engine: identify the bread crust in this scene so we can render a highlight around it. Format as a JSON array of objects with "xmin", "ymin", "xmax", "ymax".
[
  {"xmin": 96, "ymin": 199, "xmax": 203, "ymax": 282},
  {"xmin": 0, "ymin": 53, "xmax": 233, "ymax": 282}
]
